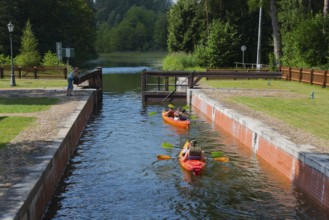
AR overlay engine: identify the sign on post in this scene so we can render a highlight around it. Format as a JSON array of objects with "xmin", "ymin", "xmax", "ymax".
[
  {"xmin": 62, "ymin": 48, "xmax": 75, "ymax": 58},
  {"xmin": 56, "ymin": 42, "xmax": 62, "ymax": 62}
]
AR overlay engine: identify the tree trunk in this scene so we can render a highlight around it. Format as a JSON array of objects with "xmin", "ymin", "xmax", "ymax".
[
  {"xmin": 324, "ymin": 0, "xmax": 329, "ymax": 16},
  {"xmin": 270, "ymin": 0, "xmax": 282, "ymax": 65}
]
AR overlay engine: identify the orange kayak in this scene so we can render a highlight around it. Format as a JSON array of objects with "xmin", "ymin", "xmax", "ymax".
[
  {"xmin": 179, "ymin": 141, "xmax": 206, "ymax": 176},
  {"xmin": 162, "ymin": 110, "xmax": 190, "ymax": 129}
]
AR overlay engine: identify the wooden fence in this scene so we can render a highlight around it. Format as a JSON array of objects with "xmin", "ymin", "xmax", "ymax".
[
  {"xmin": 0, "ymin": 66, "xmax": 68, "ymax": 79},
  {"xmin": 280, "ymin": 66, "xmax": 328, "ymax": 88}
]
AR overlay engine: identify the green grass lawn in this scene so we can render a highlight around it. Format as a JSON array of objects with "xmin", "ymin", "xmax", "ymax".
[
  {"xmin": 0, "ymin": 97, "xmax": 60, "ymax": 113},
  {"xmin": 203, "ymin": 79, "xmax": 329, "ymax": 142},
  {"xmin": 0, "ymin": 78, "xmax": 66, "ymax": 89},
  {"xmin": 0, "ymin": 97, "xmax": 60, "ymax": 148},
  {"xmin": 0, "ymin": 116, "xmax": 36, "ymax": 149}
]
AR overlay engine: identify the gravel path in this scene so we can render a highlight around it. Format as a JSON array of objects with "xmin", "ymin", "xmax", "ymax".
[{"xmin": 0, "ymin": 89, "xmax": 85, "ymax": 188}]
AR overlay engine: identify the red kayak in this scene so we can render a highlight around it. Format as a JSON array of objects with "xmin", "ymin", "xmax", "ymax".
[
  {"xmin": 162, "ymin": 110, "xmax": 190, "ymax": 129},
  {"xmin": 178, "ymin": 141, "xmax": 206, "ymax": 176}
]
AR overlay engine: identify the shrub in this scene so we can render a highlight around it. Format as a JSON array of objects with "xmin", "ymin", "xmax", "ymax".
[{"xmin": 162, "ymin": 52, "xmax": 197, "ymax": 70}]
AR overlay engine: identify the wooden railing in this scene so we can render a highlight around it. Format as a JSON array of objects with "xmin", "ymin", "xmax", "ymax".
[
  {"xmin": 0, "ymin": 66, "xmax": 68, "ymax": 79},
  {"xmin": 141, "ymin": 70, "xmax": 282, "ymax": 102},
  {"xmin": 280, "ymin": 66, "xmax": 328, "ymax": 87}
]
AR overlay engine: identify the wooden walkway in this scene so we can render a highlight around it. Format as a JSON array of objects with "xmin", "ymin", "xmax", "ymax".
[{"xmin": 141, "ymin": 70, "xmax": 282, "ymax": 102}]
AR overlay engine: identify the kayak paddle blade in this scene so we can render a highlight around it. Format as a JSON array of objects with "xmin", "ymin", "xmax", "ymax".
[
  {"xmin": 213, "ymin": 156, "xmax": 229, "ymax": 162},
  {"xmin": 210, "ymin": 151, "xmax": 223, "ymax": 158},
  {"xmin": 162, "ymin": 142, "xmax": 174, "ymax": 149},
  {"xmin": 148, "ymin": 111, "xmax": 157, "ymax": 116},
  {"xmin": 157, "ymin": 155, "xmax": 171, "ymax": 160}
]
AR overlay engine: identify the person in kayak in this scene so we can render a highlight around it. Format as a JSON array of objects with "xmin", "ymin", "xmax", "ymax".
[
  {"xmin": 166, "ymin": 106, "xmax": 175, "ymax": 118},
  {"xmin": 173, "ymin": 107, "xmax": 189, "ymax": 121},
  {"xmin": 182, "ymin": 140, "xmax": 205, "ymax": 161}
]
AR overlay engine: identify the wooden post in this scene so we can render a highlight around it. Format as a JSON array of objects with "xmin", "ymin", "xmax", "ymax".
[
  {"xmin": 165, "ymin": 76, "xmax": 169, "ymax": 91},
  {"xmin": 310, "ymin": 69, "xmax": 314, "ymax": 84},
  {"xmin": 0, "ymin": 67, "xmax": 3, "ymax": 79},
  {"xmin": 141, "ymin": 70, "xmax": 147, "ymax": 93},
  {"xmin": 288, "ymin": 67, "xmax": 292, "ymax": 81},
  {"xmin": 18, "ymin": 66, "xmax": 22, "ymax": 78},
  {"xmin": 323, "ymin": 70, "xmax": 328, "ymax": 88},
  {"xmin": 64, "ymin": 67, "xmax": 67, "ymax": 79},
  {"xmin": 96, "ymin": 67, "xmax": 103, "ymax": 90},
  {"xmin": 34, "ymin": 66, "xmax": 38, "ymax": 79},
  {"xmin": 174, "ymin": 76, "xmax": 177, "ymax": 91},
  {"xmin": 188, "ymin": 71, "xmax": 195, "ymax": 88},
  {"xmin": 299, "ymin": 68, "xmax": 303, "ymax": 82}
]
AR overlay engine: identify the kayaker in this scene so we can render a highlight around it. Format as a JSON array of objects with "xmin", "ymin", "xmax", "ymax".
[
  {"xmin": 178, "ymin": 108, "xmax": 189, "ymax": 121},
  {"xmin": 173, "ymin": 108, "xmax": 181, "ymax": 121},
  {"xmin": 182, "ymin": 140, "xmax": 205, "ymax": 161},
  {"xmin": 166, "ymin": 106, "xmax": 175, "ymax": 118}
]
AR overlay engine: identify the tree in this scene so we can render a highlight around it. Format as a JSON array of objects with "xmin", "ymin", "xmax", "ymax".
[
  {"xmin": 0, "ymin": 0, "xmax": 18, "ymax": 55},
  {"xmin": 195, "ymin": 20, "xmax": 240, "ymax": 68},
  {"xmin": 269, "ymin": 0, "xmax": 282, "ymax": 65},
  {"xmin": 167, "ymin": 0, "xmax": 205, "ymax": 53},
  {"xmin": 107, "ymin": 6, "xmax": 157, "ymax": 51},
  {"xmin": 281, "ymin": 14, "xmax": 329, "ymax": 67},
  {"xmin": 15, "ymin": 20, "xmax": 41, "ymax": 67},
  {"xmin": 324, "ymin": 0, "xmax": 329, "ymax": 16}
]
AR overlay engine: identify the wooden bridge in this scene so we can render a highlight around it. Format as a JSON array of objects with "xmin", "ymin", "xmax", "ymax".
[{"xmin": 141, "ymin": 70, "xmax": 282, "ymax": 102}]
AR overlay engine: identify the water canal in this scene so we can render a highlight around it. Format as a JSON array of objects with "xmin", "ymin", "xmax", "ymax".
[{"xmin": 43, "ymin": 66, "xmax": 329, "ymax": 219}]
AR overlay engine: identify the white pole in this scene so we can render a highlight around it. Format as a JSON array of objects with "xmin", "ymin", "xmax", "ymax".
[{"xmin": 256, "ymin": 4, "xmax": 262, "ymax": 70}]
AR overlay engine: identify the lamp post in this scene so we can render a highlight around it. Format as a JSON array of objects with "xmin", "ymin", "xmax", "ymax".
[{"xmin": 8, "ymin": 21, "xmax": 16, "ymax": 86}]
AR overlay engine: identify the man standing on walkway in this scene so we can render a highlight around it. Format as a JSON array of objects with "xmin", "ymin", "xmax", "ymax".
[{"xmin": 67, "ymin": 66, "xmax": 79, "ymax": 96}]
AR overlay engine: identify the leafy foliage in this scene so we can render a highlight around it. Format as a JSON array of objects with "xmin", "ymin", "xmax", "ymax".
[
  {"xmin": 0, "ymin": 0, "xmax": 96, "ymax": 64},
  {"xmin": 95, "ymin": 0, "xmax": 171, "ymax": 52},
  {"xmin": 162, "ymin": 52, "xmax": 196, "ymax": 70},
  {"xmin": 281, "ymin": 14, "xmax": 329, "ymax": 67},
  {"xmin": 0, "ymin": 54, "xmax": 10, "ymax": 65},
  {"xmin": 15, "ymin": 20, "xmax": 41, "ymax": 67},
  {"xmin": 195, "ymin": 20, "xmax": 240, "ymax": 68},
  {"xmin": 167, "ymin": 0, "xmax": 205, "ymax": 53},
  {"xmin": 42, "ymin": 50, "xmax": 65, "ymax": 67}
]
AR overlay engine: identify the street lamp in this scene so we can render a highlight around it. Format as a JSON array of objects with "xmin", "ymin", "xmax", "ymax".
[{"xmin": 8, "ymin": 21, "xmax": 15, "ymax": 86}]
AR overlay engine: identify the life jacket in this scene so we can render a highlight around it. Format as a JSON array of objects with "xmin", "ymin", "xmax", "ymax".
[{"xmin": 188, "ymin": 155, "xmax": 201, "ymax": 160}]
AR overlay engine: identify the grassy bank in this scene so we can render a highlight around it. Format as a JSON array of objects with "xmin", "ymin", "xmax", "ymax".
[
  {"xmin": 0, "ymin": 97, "xmax": 60, "ymax": 148},
  {"xmin": 0, "ymin": 116, "xmax": 36, "ymax": 149},
  {"xmin": 0, "ymin": 79, "xmax": 66, "ymax": 89},
  {"xmin": 203, "ymin": 79, "xmax": 329, "ymax": 143}
]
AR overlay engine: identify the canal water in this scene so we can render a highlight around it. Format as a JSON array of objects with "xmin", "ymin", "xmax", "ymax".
[{"xmin": 43, "ymin": 67, "xmax": 329, "ymax": 219}]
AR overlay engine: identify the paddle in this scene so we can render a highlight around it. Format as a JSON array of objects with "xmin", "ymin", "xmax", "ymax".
[
  {"xmin": 160, "ymin": 141, "xmax": 229, "ymax": 161},
  {"xmin": 161, "ymin": 142, "xmax": 223, "ymax": 155},
  {"xmin": 156, "ymin": 154, "xmax": 229, "ymax": 162},
  {"xmin": 161, "ymin": 142, "xmax": 174, "ymax": 149},
  {"xmin": 148, "ymin": 104, "xmax": 174, "ymax": 117},
  {"xmin": 148, "ymin": 111, "xmax": 157, "ymax": 116}
]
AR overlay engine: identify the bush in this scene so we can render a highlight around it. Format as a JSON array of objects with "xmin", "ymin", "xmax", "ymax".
[
  {"xmin": 162, "ymin": 52, "xmax": 197, "ymax": 70},
  {"xmin": 42, "ymin": 50, "xmax": 64, "ymax": 67},
  {"xmin": 0, "ymin": 54, "xmax": 11, "ymax": 65},
  {"xmin": 15, "ymin": 52, "xmax": 41, "ymax": 67}
]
